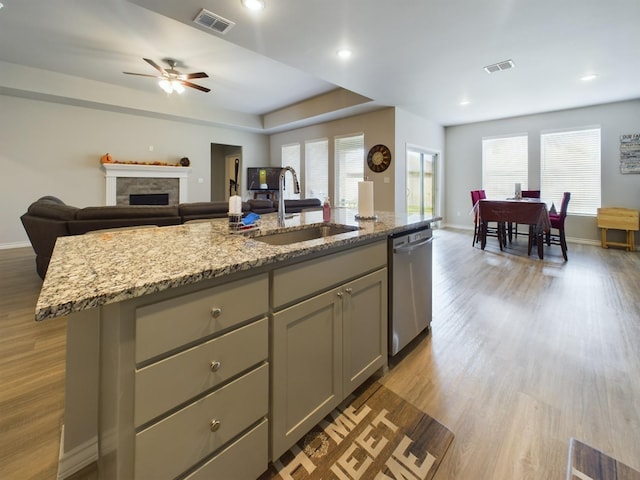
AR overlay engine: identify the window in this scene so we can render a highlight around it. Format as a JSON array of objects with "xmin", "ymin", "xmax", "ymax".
[
  {"xmin": 482, "ymin": 134, "xmax": 528, "ymax": 198},
  {"xmin": 281, "ymin": 143, "xmax": 300, "ymax": 199},
  {"xmin": 334, "ymin": 134, "xmax": 364, "ymax": 207},
  {"xmin": 305, "ymin": 138, "xmax": 329, "ymax": 200},
  {"xmin": 541, "ymin": 128, "xmax": 601, "ymax": 215}
]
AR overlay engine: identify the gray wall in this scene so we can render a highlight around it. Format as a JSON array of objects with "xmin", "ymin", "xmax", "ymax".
[
  {"xmin": 444, "ymin": 99, "xmax": 640, "ymax": 243},
  {"xmin": 270, "ymin": 107, "xmax": 445, "ymax": 214},
  {"xmin": 1, "ymin": 94, "xmax": 269, "ymax": 247}
]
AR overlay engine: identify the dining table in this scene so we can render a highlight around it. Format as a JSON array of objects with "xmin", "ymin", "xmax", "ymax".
[{"xmin": 477, "ymin": 198, "xmax": 551, "ymax": 259}]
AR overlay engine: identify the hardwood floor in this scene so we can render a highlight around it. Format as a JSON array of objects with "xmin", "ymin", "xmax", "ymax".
[
  {"xmin": 382, "ymin": 229, "xmax": 640, "ymax": 479},
  {"xmin": 1, "ymin": 229, "xmax": 638, "ymax": 479}
]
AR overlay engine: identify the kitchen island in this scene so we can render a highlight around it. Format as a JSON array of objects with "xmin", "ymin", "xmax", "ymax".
[{"xmin": 36, "ymin": 208, "xmax": 436, "ymax": 479}]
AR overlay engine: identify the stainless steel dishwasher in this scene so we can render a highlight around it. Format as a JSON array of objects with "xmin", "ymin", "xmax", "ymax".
[{"xmin": 388, "ymin": 226, "xmax": 433, "ymax": 356}]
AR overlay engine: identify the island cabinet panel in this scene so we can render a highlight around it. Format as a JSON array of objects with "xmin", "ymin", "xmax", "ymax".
[
  {"xmin": 342, "ymin": 269, "xmax": 388, "ymax": 394},
  {"xmin": 270, "ymin": 243, "xmax": 388, "ymax": 461},
  {"xmin": 183, "ymin": 418, "xmax": 268, "ymax": 480},
  {"xmin": 272, "ymin": 240, "xmax": 386, "ymax": 309},
  {"xmin": 271, "ymin": 288, "xmax": 344, "ymax": 460},
  {"xmin": 135, "ymin": 317, "xmax": 268, "ymax": 427},
  {"xmin": 135, "ymin": 273, "xmax": 268, "ymax": 363},
  {"xmin": 135, "ymin": 362, "xmax": 269, "ymax": 480}
]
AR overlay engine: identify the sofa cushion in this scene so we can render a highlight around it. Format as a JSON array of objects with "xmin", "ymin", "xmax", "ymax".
[
  {"xmin": 75, "ymin": 205, "xmax": 179, "ymax": 220},
  {"xmin": 284, "ymin": 198, "xmax": 321, "ymax": 213},
  {"xmin": 27, "ymin": 202, "xmax": 79, "ymax": 220}
]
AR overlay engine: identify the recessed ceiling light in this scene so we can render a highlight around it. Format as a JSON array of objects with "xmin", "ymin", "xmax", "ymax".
[
  {"xmin": 580, "ymin": 74, "xmax": 598, "ymax": 81},
  {"xmin": 0, "ymin": 3, "xmax": 4, "ymax": 10},
  {"xmin": 337, "ymin": 49, "xmax": 352, "ymax": 60},
  {"xmin": 241, "ymin": 0, "xmax": 265, "ymax": 11},
  {"xmin": 459, "ymin": 100, "xmax": 470, "ymax": 106}
]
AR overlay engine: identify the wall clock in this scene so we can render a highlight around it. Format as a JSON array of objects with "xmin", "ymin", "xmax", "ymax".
[{"xmin": 367, "ymin": 144, "xmax": 392, "ymax": 173}]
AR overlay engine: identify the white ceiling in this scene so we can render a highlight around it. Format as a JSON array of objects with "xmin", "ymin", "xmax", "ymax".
[{"xmin": 1, "ymin": 0, "xmax": 639, "ymax": 132}]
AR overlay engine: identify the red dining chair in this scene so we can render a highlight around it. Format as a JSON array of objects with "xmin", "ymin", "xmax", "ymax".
[
  {"xmin": 471, "ymin": 190, "xmax": 482, "ymax": 245},
  {"xmin": 472, "ymin": 190, "xmax": 505, "ymax": 247},
  {"xmin": 546, "ymin": 192, "xmax": 571, "ymax": 261},
  {"xmin": 514, "ymin": 190, "xmax": 541, "ymax": 238}
]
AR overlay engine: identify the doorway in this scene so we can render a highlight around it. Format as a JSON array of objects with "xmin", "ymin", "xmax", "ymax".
[
  {"xmin": 211, "ymin": 143, "xmax": 242, "ymax": 201},
  {"xmin": 406, "ymin": 146, "xmax": 439, "ymax": 217}
]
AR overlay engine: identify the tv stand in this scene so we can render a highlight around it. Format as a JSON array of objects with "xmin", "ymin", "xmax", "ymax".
[{"xmin": 252, "ymin": 190, "xmax": 279, "ymax": 202}]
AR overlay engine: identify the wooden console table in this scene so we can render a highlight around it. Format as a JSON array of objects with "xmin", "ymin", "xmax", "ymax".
[{"xmin": 597, "ymin": 207, "xmax": 639, "ymax": 251}]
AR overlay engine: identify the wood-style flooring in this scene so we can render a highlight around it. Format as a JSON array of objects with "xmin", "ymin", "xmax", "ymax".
[{"xmin": 1, "ymin": 228, "xmax": 639, "ymax": 479}]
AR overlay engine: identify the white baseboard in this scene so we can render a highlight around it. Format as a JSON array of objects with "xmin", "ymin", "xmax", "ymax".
[
  {"xmin": 0, "ymin": 241, "xmax": 31, "ymax": 250},
  {"xmin": 57, "ymin": 426, "xmax": 99, "ymax": 480}
]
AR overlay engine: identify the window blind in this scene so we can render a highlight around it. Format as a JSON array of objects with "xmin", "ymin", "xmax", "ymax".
[
  {"xmin": 541, "ymin": 128, "xmax": 601, "ymax": 215},
  {"xmin": 482, "ymin": 134, "xmax": 528, "ymax": 199},
  {"xmin": 281, "ymin": 143, "xmax": 301, "ymax": 199},
  {"xmin": 305, "ymin": 139, "xmax": 328, "ymax": 200},
  {"xmin": 335, "ymin": 134, "xmax": 364, "ymax": 207}
]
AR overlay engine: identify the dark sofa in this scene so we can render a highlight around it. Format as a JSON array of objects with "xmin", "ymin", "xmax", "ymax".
[{"xmin": 21, "ymin": 196, "xmax": 320, "ymax": 279}]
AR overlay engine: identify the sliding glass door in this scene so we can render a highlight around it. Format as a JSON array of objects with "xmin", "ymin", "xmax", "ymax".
[{"xmin": 407, "ymin": 147, "xmax": 437, "ymax": 216}]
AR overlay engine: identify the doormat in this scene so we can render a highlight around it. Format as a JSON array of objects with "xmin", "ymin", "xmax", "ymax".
[
  {"xmin": 567, "ymin": 437, "xmax": 640, "ymax": 480},
  {"xmin": 259, "ymin": 381, "xmax": 454, "ymax": 480}
]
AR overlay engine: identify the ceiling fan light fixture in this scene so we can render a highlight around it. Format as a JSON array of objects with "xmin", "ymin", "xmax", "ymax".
[
  {"xmin": 158, "ymin": 79, "xmax": 172, "ymax": 94},
  {"xmin": 242, "ymin": 0, "xmax": 265, "ymax": 11},
  {"xmin": 158, "ymin": 79, "xmax": 185, "ymax": 94},
  {"xmin": 172, "ymin": 81, "xmax": 185, "ymax": 94}
]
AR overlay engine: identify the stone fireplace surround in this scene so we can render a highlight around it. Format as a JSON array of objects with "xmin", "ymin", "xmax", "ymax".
[{"xmin": 102, "ymin": 163, "xmax": 191, "ymax": 206}]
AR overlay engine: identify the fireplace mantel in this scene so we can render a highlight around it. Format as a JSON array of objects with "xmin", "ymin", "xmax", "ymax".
[{"xmin": 102, "ymin": 163, "xmax": 191, "ymax": 206}]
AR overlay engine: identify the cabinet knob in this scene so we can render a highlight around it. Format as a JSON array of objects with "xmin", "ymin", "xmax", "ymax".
[
  {"xmin": 210, "ymin": 307, "xmax": 222, "ymax": 318},
  {"xmin": 209, "ymin": 361, "xmax": 221, "ymax": 372},
  {"xmin": 337, "ymin": 292, "xmax": 343, "ymax": 298},
  {"xmin": 345, "ymin": 288, "xmax": 353, "ymax": 294},
  {"xmin": 210, "ymin": 419, "xmax": 221, "ymax": 432}
]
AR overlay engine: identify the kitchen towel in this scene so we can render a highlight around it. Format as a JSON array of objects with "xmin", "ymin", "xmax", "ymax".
[{"xmin": 358, "ymin": 181, "xmax": 374, "ymax": 217}]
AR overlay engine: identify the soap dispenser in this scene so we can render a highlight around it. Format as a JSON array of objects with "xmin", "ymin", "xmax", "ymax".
[{"xmin": 323, "ymin": 197, "xmax": 331, "ymax": 222}]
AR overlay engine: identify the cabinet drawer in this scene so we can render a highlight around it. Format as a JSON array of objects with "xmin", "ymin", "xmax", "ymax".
[
  {"xmin": 184, "ymin": 418, "xmax": 268, "ymax": 480},
  {"xmin": 135, "ymin": 273, "xmax": 268, "ymax": 363},
  {"xmin": 135, "ymin": 363, "xmax": 268, "ymax": 480},
  {"xmin": 273, "ymin": 240, "xmax": 386, "ymax": 308},
  {"xmin": 135, "ymin": 318, "xmax": 268, "ymax": 427}
]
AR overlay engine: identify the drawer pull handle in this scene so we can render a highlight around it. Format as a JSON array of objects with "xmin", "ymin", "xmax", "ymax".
[
  {"xmin": 210, "ymin": 419, "xmax": 221, "ymax": 432},
  {"xmin": 209, "ymin": 361, "xmax": 221, "ymax": 372},
  {"xmin": 210, "ymin": 307, "xmax": 222, "ymax": 318},
  {"xmin": 345, "ymin": 288, "xmax": 353, "ymax": 294}
]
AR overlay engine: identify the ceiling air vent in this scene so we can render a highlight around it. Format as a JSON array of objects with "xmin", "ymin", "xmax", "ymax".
[
  {"xmin": 193, "ymin": 8, "xmax": 235, "ymax": 34},
  {"xmin": 484, "ymin": 59, "xmax": 515, "ymax": 74}
]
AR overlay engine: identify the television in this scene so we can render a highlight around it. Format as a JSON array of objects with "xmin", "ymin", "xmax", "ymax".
[{"xmin": 247, "ymin": 167, "xmax": 282, "ymax": 191}]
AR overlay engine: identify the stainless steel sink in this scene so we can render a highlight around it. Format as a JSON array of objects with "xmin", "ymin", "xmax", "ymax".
[{"xmin": 254, "ymin": 224, "xmax": 360, "ymax": 245}]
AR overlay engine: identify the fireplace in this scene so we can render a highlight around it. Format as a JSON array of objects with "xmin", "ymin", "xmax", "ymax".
[
  {"xmin": 102, "ymin": 163, "xmax": 191, "ymax": 206},
  {"xmin": 129, "ymin": 193, "xmax": 170, "ymax": 205}
]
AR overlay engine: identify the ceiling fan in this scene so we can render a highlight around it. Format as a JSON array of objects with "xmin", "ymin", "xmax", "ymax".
[{"xmin": 123, "ymin": 58, "xmax": 211, "ymax": 94}]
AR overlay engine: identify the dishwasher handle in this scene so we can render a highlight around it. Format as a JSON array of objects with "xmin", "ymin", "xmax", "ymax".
[{"xmin": 394, "ymin": 236, "xmax": 433, "ymax": 254}]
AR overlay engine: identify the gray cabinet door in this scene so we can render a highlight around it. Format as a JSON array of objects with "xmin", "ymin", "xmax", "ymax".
[
  {"xmin": 342, "ymin": 269, "xmax": 388, "ymax": 395},
  {"xmin": 270, "ymin": 287, "xmax": 343, "ymax": 461}
]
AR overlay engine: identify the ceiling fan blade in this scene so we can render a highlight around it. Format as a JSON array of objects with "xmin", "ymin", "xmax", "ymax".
[
  {"xmin": 143, "ymin": 58, "xmax": 166, "ymax": 75},
  {"xmin": 182, "ymin": 72, "xmax": 209, "ymax": 80},
  {"xmin": 181, "ymin": 81, "xmax": 211, "ymax": 93},
  {"xmin": 123, "ymin": 72, "xmax": 158, "ymax": 78}
]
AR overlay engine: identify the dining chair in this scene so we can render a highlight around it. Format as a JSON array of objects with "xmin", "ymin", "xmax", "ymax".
[
  {"xmin": 546, "ymin": 192, "xmax": 571, "ymax": 261},
  {"xmin": 514, "ymin": 190, "xmax": 541, "ymax": 238},
  {"xmin": 470, "ymin": 190, "xmax": 481, "ymax": 245},
  {"xmin": 473, "ymin": 189, "xmax": 505, "ymax": 247}
]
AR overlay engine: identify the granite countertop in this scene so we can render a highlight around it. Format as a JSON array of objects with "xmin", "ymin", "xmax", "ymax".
[{"xmin": 36, "ymin": 209, "xmax": 437, "ymax": 321}]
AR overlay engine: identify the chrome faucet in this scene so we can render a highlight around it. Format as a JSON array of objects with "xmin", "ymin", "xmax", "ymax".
[{"xmin": 278, "ymin": 166, "xmax": 300, "ymax": 227}]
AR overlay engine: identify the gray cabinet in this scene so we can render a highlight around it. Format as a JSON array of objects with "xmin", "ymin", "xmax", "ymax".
[
  {"xmin": 270, "ymin": 241, "xmax": 388, "ymax": 460},
  {"xmin": 99, "ymin": 273, "xmax": 269, "ymax": 479}
]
